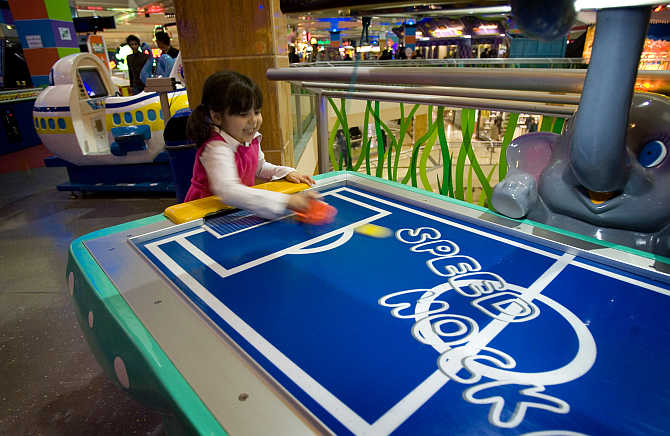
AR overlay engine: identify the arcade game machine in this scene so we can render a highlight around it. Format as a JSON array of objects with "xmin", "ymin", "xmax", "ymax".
[
  {"xmin": 34, "ymin": 52, "xmax": 188, "ymax": 193},
  {"xmin": 0, "ymin": 36, "xmax": 42, "ymax": 155},
  {"xmin": 66, "ymin": 1, "xmax": 670, "ymax": 435}
]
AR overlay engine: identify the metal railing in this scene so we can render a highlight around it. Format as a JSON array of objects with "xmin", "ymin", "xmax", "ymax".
[
  {"xmin": 278, "ymin": 64, "xmax": 670, "ymax": 207},
  {"xmin": 272, "ymin": 66, "xmax": 670, "ymax": 93},
  {"xmin": 290, "ymin": 58, "xmax": 589, "ymax": 69}
]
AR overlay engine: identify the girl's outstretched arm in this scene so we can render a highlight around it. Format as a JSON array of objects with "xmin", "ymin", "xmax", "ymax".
[{"xmin": 202, "ymin": 141, "xmax": 290, "ymax": 219}]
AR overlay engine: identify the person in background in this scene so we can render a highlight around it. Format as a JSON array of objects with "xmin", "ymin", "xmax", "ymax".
[
  {"xmin": 155, "ymin": 31, "xmax": 179, "ymax": 59},
  {"xmin": 335, "ymin": 129, "xmax": 351, "ymax": 167},
  {"xmin": 140, "ymin": 52, "xmax": 176, "ymax": 84},
  {"xmin": 525, "ymin": 115, "xmax": 538, "ymax": 132},
  {"xmin": 126, "ymin": 35, "xmax": 149, "ymax": 94},
  {"xmin": 140, "ymin": 31, "xmax": 178, "ymax": 85},
  {"xmin": 288, "ymin": 45, "xmax": 300, "ymax": 63},
  {"xmin": 489, "ymin": 116, "xmax": 503, "ymax": 141},
  {"xmin": 185, "ymin": 71, "xmax": 316, "ymax": 218}
]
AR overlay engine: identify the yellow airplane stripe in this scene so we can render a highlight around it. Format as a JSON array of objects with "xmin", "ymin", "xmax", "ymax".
[{"xmin": 34, "ymin": 98, "xmax": 190, "ymax": 135}]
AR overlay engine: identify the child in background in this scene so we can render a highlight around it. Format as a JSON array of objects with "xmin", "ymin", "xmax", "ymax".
[{"xmin": 185, "ymin": 71, "xmax": 316, "ymax": 218}]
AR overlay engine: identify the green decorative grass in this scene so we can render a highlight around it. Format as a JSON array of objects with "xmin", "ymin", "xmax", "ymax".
[
  {"xmin": 394, "ymin": 104, "xmax": 420, "ymax": 181},
  {"xmin": 419, "ymin": 106, "xmax": 440, "ymax": 191},
  {"xmin": 403, "ymin": 113, "xmax": 440, "ymax": 187},
  {"xmin": 552, "ymin": 117, "xmax": 565, "ymax": 134},
  {"xmin": 327, "ymin": 115, "xmax": 341, "ymax": 170},
  {"xmin": 324, "ymin": 101, "xmax": 565, "ymax": 210},
  {"xmin": 436, "ymin": 109, "xmax": 454, "ymax": 197},
  {"xmin": 540, "ymin": 115, "xmax": 555, "ymax": 132},
  {"xmin": 498, "ymin": 112, "xmax": 520, "ymax": 180}
]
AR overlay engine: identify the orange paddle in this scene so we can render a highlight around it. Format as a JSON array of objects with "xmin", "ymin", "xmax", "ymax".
[{"xmin": 294, "ymin": 199, "xmax": 337, "ymax": 225}]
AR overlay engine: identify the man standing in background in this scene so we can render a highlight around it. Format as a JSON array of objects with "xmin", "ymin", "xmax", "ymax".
[
  {"xmin": 126, "ymin": 35, "xmax": 149, "ymax": 94},
  {"xmin": 155, "ymin": 31, "xmax": 179, "ymax": 59}
]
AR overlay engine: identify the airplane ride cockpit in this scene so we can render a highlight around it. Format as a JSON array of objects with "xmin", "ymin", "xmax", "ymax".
[{"xmin": 73, "ymin": 63, "xmax": 115, "ymax": 156}]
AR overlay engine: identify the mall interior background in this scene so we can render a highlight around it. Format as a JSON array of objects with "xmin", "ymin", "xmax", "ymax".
[{"xmin": 1, "ymin": 1, "xmax": 670, "ymax": 434}]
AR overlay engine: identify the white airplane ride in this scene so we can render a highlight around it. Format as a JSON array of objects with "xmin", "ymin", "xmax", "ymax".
[{"xmin": 33, "ymin": 53, "xmax": 189, "ymax": 167}]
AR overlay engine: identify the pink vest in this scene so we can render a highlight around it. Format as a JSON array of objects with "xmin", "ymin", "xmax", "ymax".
[{"xmin": 184, "ymin": 130, "xmax": 260, "ymax": 202}]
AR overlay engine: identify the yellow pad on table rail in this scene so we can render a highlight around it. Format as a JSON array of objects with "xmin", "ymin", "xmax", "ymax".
[{"xmin": 164, "ymin": 181, "xmax": 311, "ymax": 224}]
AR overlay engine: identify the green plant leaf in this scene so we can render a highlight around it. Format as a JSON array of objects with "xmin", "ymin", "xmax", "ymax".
[
  {"xmin": 455, "ymin": 108, "xmax": 475, "ymax": 200},
  {"xmin": 326, "ymin": 107, "xmax": 341, "ymax": 171},
  {"xmin": 402, "ymin": 116, "xmax": 440, "ymax": 187},
  {"xmin": 365, "ymin": 101, "xmax": 373, "ymax": 174},
  {"xmin": 387, "ymin": 133, "xmax": 396, "ymax": 180},
  {"xmin": 499, "ymin": 112, "xmax": 519, "ymax": 180},
  {"xmin": 448, "ymin": 151, "xmax": 454, "ymax": 197},
  {"xmin": 466, "ymin": 163, "xmax": 473, "ymax": 203},
  {"xmin": 465, "ymin": 136, "xmax": 494, "ymax": 202},
  {"xmin": 369, "ymin": 102, "xmax": 399, "ymax": 180},
  {"xmin": 328, "ymin": 98, "xmax": 353, "ymax": 170},
  {"xmin": 540, "ymin": 115, "xmax": 554, "ymax": 132},
  {"xmin": 453, "ymin": 109, "xmax": 496, "ymax": 202},
  {"xmin": 552, "ymin": 117, "xmax": 565, "ymax": 134},
  {"xmin": 479, "ymin": 163, "xmax": 498, "ymax": 207},
  {"xmin": 340, "ymin": 99, "xmax": 353, "ymax": 170},
  {"xmin": 436, "ymin": 107, "xmax": 452, "ymax": 197},
  {"xmin": 419, "ymin": 128, "xmax": 438, "ymax": 191},
  {"xmin": 352, "ymin": 101, "xmax": 372, "ymax": 172},
  {"xmin": 393, "ymin": 104, "xmax": 420, "ymax": 181},
  {"xmin": 418, "ymin": 106, "xmax": 436, "ymax": 191}
]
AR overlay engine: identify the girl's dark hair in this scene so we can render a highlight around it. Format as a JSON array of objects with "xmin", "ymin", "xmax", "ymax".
[{"xmin": 186, "ymin": 71, "xmax": 263, "ymax": 146}]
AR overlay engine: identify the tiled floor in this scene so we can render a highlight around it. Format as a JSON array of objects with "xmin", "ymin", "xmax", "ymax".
[{"xmin": 0, "ymin": 165, "xmax": 178, "ymax": 435}]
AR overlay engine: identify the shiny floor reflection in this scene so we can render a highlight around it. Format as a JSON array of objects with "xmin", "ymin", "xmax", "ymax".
[{"xmin": 0, "ymin": 166, "xmax": 177, "ymax": 436}]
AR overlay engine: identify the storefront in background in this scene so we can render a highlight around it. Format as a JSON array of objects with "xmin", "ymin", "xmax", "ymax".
[
  {"xmin": 583, "ymin": 22, "xmax": 670, "ymax": 71},
  {"xmin": 414, "ymin": 17, "xmax": 506, "ymax": 58}
]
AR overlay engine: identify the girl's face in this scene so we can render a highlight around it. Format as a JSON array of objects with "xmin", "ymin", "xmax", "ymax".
[{"xmin": 219, "ymin": 108, "xmax": 263, "ymax": 144}]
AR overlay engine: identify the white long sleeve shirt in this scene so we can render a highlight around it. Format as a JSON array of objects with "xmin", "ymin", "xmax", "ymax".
[{"xmin": 199, "ymin": 127, "xmax": 295, "ymax": 219}]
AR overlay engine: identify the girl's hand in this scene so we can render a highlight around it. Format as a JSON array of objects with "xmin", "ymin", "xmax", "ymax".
[
  {"xmin": 286, "ymin": 191, "xmax": 317, "ymax": 213},
  {"xmin": 285, "ymin": 171, "xmax": 315, "ymax": 186}
]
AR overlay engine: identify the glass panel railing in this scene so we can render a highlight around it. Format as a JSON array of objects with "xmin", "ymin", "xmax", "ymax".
[
  {"xmin": 320, "ymin": 95, "xmax": 565, "ymax": 208},
  {"xmin": 290, "ymin": 83, "xmax": 317, "ymax": 163}
]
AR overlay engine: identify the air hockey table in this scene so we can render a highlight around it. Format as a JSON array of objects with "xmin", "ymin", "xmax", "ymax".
[{"xmin": 68, "ymin": 171, "xmax": 670, "ymax": 436}]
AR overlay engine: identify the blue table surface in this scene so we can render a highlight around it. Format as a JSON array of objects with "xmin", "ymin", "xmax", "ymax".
[{"xmin": 134, "ymin": 185, "xmax": 670, "ymax": 435}]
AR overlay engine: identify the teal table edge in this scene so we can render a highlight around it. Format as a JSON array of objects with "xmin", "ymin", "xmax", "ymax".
[
  {"xmin": 68, "ymin": 214, "xmax": 225, "ymax": 436},
  {"xmin": 66, "ymin": 171, "xmax": 670, "ymax": 435}
]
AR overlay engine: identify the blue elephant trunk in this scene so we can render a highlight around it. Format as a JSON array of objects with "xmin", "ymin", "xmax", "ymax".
[{"xmin": 569, "ymin": 7, "xmax": 650, "ymax": 193}]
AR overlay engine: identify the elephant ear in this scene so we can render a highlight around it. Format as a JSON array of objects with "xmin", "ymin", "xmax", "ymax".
[
  {"xmin": 628, "ymin": 93, "xmax": 670, "ymax": 163},
  {"xmin": 505, "ymin": 132, "xmax": 559, "ymax": 181}
]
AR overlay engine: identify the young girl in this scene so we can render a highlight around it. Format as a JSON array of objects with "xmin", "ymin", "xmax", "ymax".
[{"xmin": 185, "ymin": 71, "xmax": 315, "ymax": 219}]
